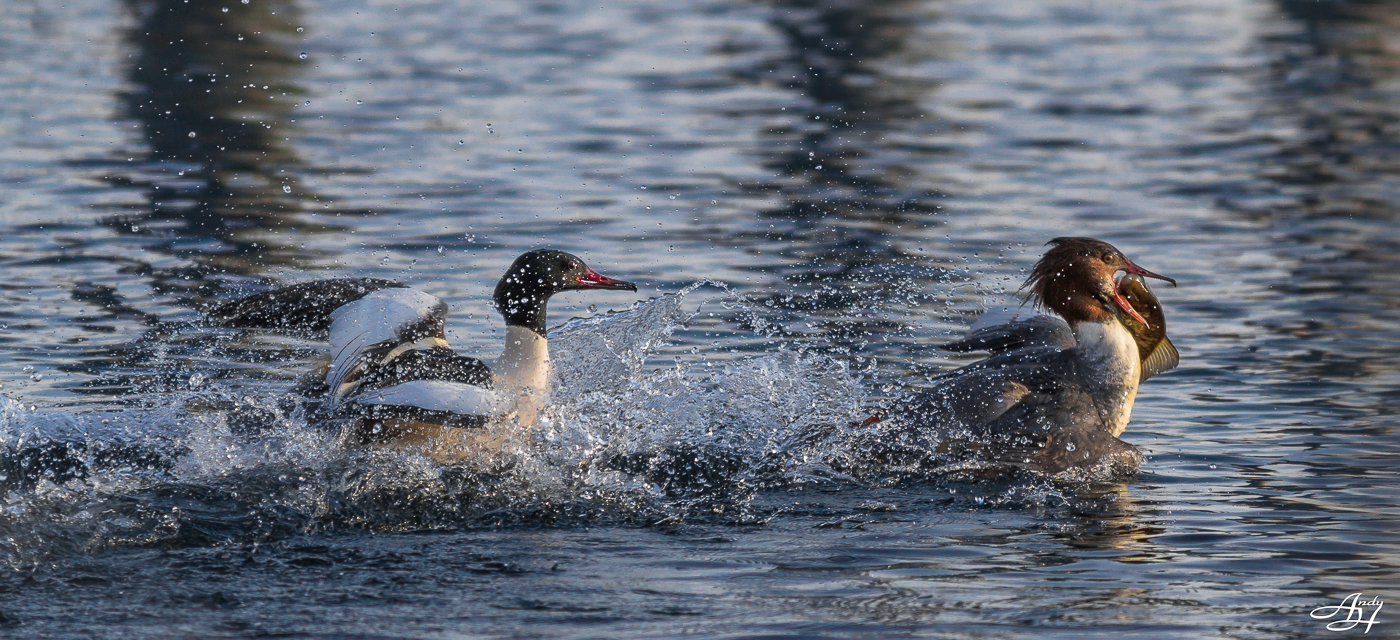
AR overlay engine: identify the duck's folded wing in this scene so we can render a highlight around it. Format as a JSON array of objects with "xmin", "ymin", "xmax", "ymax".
[
  {"xmin": 941, "ymin": 313, "xmax": 1075, "ymax": 354},
  {"xmin": 354, "ymin": 380, "xmax": 508, "ymax": 417},
  {"xmin": 326, "ymin": 288, "xmax": 452, "ymax": 405},
  {"xmin": 972, "ymin": 386, "xmax": 1140, "ymax": 475},
  {"xmin": 907, "ymin": 346, "xmax": 1070, "ymax": 428}
]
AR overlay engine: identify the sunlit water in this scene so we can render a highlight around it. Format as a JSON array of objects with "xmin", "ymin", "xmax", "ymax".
[{"xmin": 1, "ymin": 0, "xmax": 1398, "ymax": 637}]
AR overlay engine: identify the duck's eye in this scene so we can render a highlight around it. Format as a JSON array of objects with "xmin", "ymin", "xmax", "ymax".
[{"xmin": 1101, "ymin": 252, "xmax": 1116, "ymax": 263}]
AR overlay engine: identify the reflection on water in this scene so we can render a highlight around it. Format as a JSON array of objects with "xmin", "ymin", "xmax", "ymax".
[
  {"xmin": 47, "ymin": 0, "xmax": 351, "ymax": 398},
  {"xmin": 110, "ymin": 0, "xmax": 328, "ymax": 282},
  {"xmin": 715, "ymin": 0, "xmax": 957, "ymax": 358}
]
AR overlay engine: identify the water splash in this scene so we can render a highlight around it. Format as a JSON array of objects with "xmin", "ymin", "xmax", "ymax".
[{"xmin": 0, "ymin": 283, "xmax": 1124, "ymax": 566}]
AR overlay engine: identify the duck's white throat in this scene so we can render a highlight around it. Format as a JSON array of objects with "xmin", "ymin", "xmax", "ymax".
[
  {"xmin": 493, "ymin": 325, "xmax": 551, "ymax": 426},
  {"xmin": 1070, "ymin": 319, "xmax": 1141, "ymax": 437}
]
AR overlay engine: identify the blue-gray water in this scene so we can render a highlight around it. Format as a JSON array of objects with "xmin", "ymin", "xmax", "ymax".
[{"xmin": 1, "ymin": 0, "xmax": 1398, "ymax": 637}]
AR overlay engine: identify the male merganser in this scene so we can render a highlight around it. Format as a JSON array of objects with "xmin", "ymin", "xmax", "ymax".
[
  {"xmin": 210, "ymin": 249, "xmax": 637, "ymax": 458},
  {"xmin": 896, "ymin": 237, "xmax": 1177, "ymax": 475}
]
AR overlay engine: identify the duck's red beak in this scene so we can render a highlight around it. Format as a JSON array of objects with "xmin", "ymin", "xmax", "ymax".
[
  {"xmin": 1113, "ymin": 259, "xmax": 1173, "ymax": 324},
  {"xmin": 1122, "ymin": 258, "xmax": 1176, "ymax": 286},
  {"xmin": 575, "ymin": 268, "xmax": 637, "ymax": 291}
]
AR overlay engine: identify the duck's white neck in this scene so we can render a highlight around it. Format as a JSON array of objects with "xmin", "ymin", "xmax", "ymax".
[
  {"xmin": 1070, "ymin": 319, "xmax": 1141, "ymax": 437},
  {"xmin": 493, "ymin": 325, "xmax": 551, "ymax": 426}
]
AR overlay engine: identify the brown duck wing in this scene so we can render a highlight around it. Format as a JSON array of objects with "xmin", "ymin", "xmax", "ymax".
[{"xmin": 941, "ymin": 313, "xmax": 1076, "ymax": 354}]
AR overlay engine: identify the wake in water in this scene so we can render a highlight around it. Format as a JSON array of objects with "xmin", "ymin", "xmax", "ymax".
[{"xmin": 0, "ymin": 283, "xmax": 1121, "ymax": 564}]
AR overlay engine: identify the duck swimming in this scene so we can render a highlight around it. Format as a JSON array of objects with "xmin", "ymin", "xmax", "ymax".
[
  {"xmin": 893, "ymin": 237, "xmax": 1178, "ymax": 475},
  {"xmin": 209, "ymin": 249, "xmax": 638, "ymax": 461}
]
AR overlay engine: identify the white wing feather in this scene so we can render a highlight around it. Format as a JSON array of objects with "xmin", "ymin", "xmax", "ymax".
[
  {"xmin": 325, "ymin": 288, "xmax": 449, "ymax": 403},
  {"xmin": 355, "ymin": 380, "xmax": 507, "ymax": 416}
]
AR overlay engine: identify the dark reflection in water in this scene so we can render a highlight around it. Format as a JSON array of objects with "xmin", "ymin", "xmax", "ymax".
[
  {"xmin": 109, "ymin": 0, "xmax": 326, "ymax": 286},
  {"xmin": 58, "ymin": 0, "xmax": 338, "ymax": 396},
  {"xmin": 752, "ymin": 0, "xmax": 941, "ymax": 228},
  {"xmin": 1248, "ymin": 0, "xmax": 1400, "ymax": 396},
  {"xmin": 712, "ymin": 0, "xmax": 956, "ymax": 352}
]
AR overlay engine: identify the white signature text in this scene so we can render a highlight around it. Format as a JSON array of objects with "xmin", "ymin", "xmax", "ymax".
[{"xmin": 1312, "ymin": 593, "xmax": 1384, "ymax": 633}]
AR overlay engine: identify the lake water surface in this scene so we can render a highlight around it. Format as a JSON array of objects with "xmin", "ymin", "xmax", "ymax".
[{"xmin": 1, "ymin": 0, "xmax": 1397, "ymax": 637}]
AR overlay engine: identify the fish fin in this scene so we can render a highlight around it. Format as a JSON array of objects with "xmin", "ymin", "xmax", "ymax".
[{"xmin": 1140, "ymin": 336, "xmax": 1179, "ymax": 382}]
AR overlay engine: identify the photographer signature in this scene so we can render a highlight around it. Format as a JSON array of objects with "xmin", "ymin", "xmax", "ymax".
[{"xmin": 1312, "ymin": 593, "xmax": 1384, "ymax": 633}]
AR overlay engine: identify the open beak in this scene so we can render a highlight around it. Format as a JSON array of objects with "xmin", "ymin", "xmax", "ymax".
[
  {"xmin": 575, "ymin": 268, "xmax": 638, "ymax": 291},
  {"xmin": 1112, "ymin": 274, "xmax": 1149, "ymax": 325},
  {"xmin": 1113, "ymin": 287, "xmax": 1149, "ymax": 325}
]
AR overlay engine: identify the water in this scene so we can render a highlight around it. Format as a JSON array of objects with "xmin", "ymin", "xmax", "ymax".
[{"xmin": 1, "ymin": 0, "xmax": 1398, "ymax": 637}]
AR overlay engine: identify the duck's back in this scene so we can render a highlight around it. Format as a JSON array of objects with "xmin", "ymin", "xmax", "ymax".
[{"xmin": 324, "ymin": 288, "xmax": 498, "ymax": 414}]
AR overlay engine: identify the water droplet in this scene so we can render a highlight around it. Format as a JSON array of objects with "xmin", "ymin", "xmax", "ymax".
[
  {"xmin": 30, "ymin": 373, "xmax": 42, "ymax": 382},
  {"xmin": 299, "ymin": 52, "xmax": 307, "ymax": 60},
  {"xmin": 669, "ymin": 195, "xmax": 676, "ymax": 200},
  {"xmin": 189, "ymin": 373, "xmax": 205, "ymax": 389},
  {"xmin": 221, "ymin": 6, "xmax": 229, "ymax": 12},
  {"xmin": 1066, "ymin": 443, "xmax": 1076, "ymax": 452},
  {"xmin": 296, "ymin": 26, "xmax": 304, "ymax": 33},
  {"xmin": 187, "ymin": 131, "xmax": 196, "ymax": 138},
  {"xmin": 282, "ymin": 185, "xmax": 291, "ymax": 193},
  {"xmin": 1209, "ymin": 464, "xmax": 1217, "ymax": 469},
  {"xmin": 22, "ymin": 366, "xmax": 33, "ymax": 373},
  {"xmin": 588, "ymin": 304, "xmax": 598, "ymax": 314},
  {"xmin": 356, "ymin": 100, "xmax": 363, "ymax": 105},
  {"xmin": 241, "ymin": 0, "xmax": 248, "ymax": 3}
]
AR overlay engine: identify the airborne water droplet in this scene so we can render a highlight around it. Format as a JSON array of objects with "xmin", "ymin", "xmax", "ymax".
[
  {"xmin": 283, "ymin": 185, "xmax": 292, "ymax": 193},
  {"xmin": 299, "ymin": 52, "xmax": 307, "ymax": 60}
]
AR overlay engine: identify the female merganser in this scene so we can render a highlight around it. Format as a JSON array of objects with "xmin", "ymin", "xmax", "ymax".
[
  {"xmin": 210, "ymin": 249, "xmax": 637, "ymax": 458},
  {"xmin": 897, "ymin": 237, "xmax": 1177, "ymax": 475}
]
